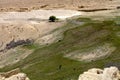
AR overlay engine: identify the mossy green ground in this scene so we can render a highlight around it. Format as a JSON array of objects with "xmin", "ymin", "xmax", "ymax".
[{"xmin": 0, "ymin": 17, "xmax": 120, "ymax": 80}]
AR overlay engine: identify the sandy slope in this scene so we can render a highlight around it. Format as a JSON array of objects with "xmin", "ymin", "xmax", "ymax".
[{"xmin": 0, "ymin": 20, "xmax": 65, "ymax": 68}]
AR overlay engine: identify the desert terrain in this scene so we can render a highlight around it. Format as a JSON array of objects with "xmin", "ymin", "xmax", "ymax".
[
  {"xmin": 0, "ymin": 0, "xmax": 120, "ymax": 80},
  {"xmin": 0, "ymin": 0, "xmax": 120, "ymax": 12}
]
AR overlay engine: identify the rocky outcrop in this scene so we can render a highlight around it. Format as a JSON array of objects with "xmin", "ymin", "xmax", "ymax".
[
  {"xmin": 0, "ymin": 68, "xmax": 29, "ymax": 80},
  {"xmin": 78, "ymin": 67, "xmax": 120, "ymax": 80},
  {"xmin": 0, "ymin": 39, "xmax": 33, "ymax": 53},
  {"xmin": 6, "ymin": 39, "xmax": 33, "ymax": 50}
]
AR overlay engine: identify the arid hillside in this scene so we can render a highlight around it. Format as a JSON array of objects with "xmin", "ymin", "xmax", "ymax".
[
  {"xmin": 0, "ymin": 0, "xmax": 120, "ymax": 80},
  {"xmin": 0, "ymin": 0, "xmax": 120, "ymax": 12}
]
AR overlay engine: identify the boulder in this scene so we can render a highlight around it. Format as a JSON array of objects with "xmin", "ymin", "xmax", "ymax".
[{"xmin": 78, "ymin": 67, "xmax": 120, "ymax": 80}]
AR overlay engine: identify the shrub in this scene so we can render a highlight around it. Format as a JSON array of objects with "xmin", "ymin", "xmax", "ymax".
[{"xmin": 49, "ymin": 16, "xmax": 57, "ymax": 22}]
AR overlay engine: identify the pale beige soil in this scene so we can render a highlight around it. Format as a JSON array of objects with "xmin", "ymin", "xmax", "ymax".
[
  {"xmin": 0, "ymin": 10, "xmax": 82, "ymax": 21},
  {"xmin": 65, "ymin": 43, "xmax": 116, "ymax": 62},
  {"xmin": 0, "ymin": 0, "xmax": 120, "ymax": 12}
]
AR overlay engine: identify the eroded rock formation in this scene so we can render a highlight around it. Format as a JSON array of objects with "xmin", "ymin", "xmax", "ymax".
[
  {"xmin": 0, "ymin": 68, "xmax": 29, "ymax": 80},
  {"xmin": 78, "ymin": 67, "xmax": 120, "ymax": 80}
]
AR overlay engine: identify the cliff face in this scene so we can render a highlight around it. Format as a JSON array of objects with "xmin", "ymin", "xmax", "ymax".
[{"xmin": 78, "ymin": 67, "xmax": 120, "ymax": 80}]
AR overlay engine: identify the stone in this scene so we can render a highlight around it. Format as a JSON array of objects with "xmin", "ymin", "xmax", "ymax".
[{"xmin": 78, "ymin": 67, "xmax": 120, "ymax": 80}]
